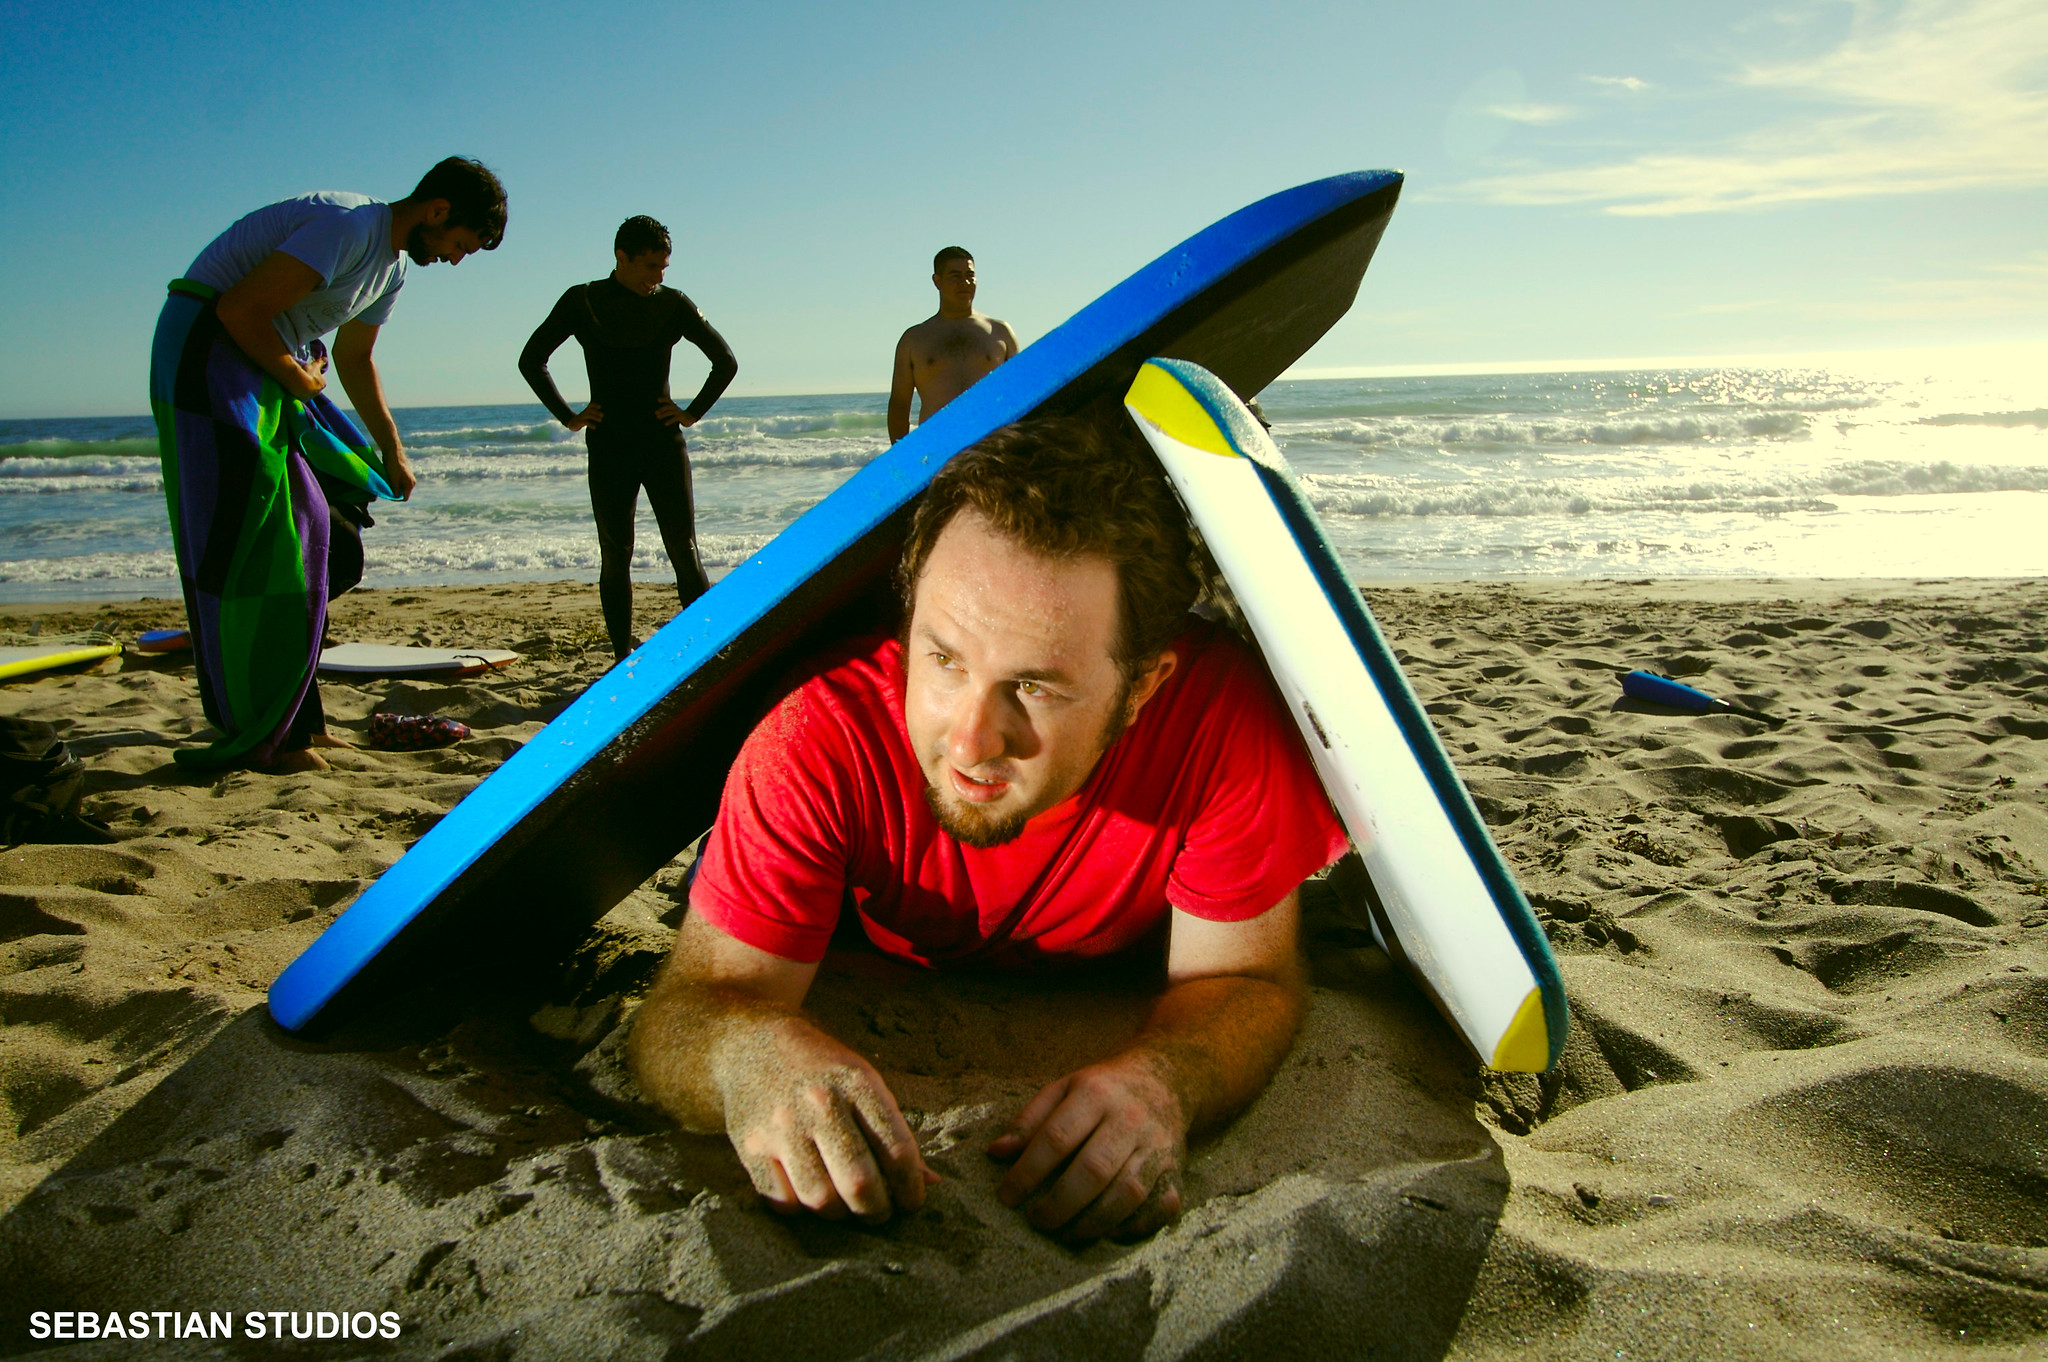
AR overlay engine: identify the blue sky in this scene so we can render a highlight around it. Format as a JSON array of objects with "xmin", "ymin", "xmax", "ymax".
[{"xmin": 1, "ymin": 0, "xmax": 2042, "ymax": 416}]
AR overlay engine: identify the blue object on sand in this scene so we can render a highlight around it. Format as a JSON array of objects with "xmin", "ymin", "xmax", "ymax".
[
  {"xmin": 1622, "ymin": 670, "xmax": 1725, "ymax": 712},
  {"xmin": 1622, "ymin": 670, "xmax": 1781, "ymax": 724},
  {"xmin": 136, "ymin": 628, "xmax": 192, "ymax": 654},
  {"xmin": 269, "ymin": 170, "xmax": 1406, "ymax": 1032}
]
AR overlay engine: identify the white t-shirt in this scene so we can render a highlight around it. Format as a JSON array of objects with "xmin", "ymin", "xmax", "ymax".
[{"xmin": 184, "ymin": 192, "xmax": 407, "ymax": 359}]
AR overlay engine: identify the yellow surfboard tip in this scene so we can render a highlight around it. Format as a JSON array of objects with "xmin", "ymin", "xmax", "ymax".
[
  {"xmin": 1489, "ymin": 987, "xmax": 1551, "ymax": 1073},
  {"xmin": 1124, "ymin": 361, "xmax": 1241, "ymax": 458}
]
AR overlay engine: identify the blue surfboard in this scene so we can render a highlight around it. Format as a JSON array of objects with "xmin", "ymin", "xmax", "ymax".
[{"xmin": 270, "ymin": 170, "xmax": 1405, "ymax": 1032}]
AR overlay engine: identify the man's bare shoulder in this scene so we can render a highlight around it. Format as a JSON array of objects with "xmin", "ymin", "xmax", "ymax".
[
  {"xmin": 900, "ymin": 312, "xmax": 968, "ymax": 343},
  {"xmin": 905, "ymin": 312, "xmax": 1012, "ymax": 360}
]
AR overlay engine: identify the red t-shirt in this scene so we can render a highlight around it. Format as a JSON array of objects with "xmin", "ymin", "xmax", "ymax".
[{"xmin": 692, "ymin": 623, "xmax": 1349, "ymax": 968}]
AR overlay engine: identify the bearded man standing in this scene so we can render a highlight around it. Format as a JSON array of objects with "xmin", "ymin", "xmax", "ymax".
[{"xmin": 151, "ymin": 157, "xmax": 507, "ymax": 772}]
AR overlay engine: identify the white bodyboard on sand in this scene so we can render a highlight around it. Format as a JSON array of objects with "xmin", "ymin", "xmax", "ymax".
[
  {"xmin": 318, "ymin": 644, "xmax": 518, "ymax": 677},
  {"xmin": 1125, "ymin": 359, "xmax": 1565, "ymax": 1072}
]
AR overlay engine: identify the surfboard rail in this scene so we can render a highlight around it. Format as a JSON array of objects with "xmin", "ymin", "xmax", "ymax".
[
  {"xmin": 271, "ymin": 170, "xmax": 1406, "ymax": 1032},
  {"xmin": 0, "ymin": 633, "xmax": 122, "ymax": 681},
  {"xmin": 1126, "ymin": 357, "xmax": 1566, "ymax": 1072},
  {"xmin": 318, "ymin": 644, "xmax": 519, "ymax": 677}
]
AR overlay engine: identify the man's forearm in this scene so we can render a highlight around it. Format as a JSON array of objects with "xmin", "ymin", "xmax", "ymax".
[
  {"xmin": 517, "ymin": 348, "xmax": 579, "ymax": 426},
  {"xmin": 628, "ymin": 979, "xmax": 807, "ymax": 1132},
  {"xmin": 681, "ymin": 328, "xmax": 739, "ymax": 423},
  {"xmin": 217, "ymin": 308, "xmax": 320, "ymax": 398},
  {"xmin": 1126, "ymin": 970, "xmax": 1306, "ymax": 1136},
  {"xmin": 334, "ymin": 355, "xmax": 401, "ymax": 460}
]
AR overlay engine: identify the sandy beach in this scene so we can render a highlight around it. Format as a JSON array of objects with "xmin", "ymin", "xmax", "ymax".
[{"xmin": 0, "ymin": 577, "xmax": 2042, "ymax": 1359}]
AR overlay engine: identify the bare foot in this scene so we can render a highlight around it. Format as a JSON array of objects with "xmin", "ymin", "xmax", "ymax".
[
  {"xmin": 267, "ymin": 748, "xmax": 330, "ymax": 774},
  {"xmin": 307, "ymin": 731, "xmax": 353, "ymax": 750}
]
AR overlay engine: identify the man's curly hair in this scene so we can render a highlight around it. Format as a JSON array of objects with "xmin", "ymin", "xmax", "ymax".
[{"xmin": 896, "ymin": 415, "xmax": 1205, "ymax": 681}]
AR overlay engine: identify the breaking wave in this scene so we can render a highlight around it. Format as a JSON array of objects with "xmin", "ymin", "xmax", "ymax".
[
  {"xmin": 1917, "ymin": 409, "xmax": 2048, "ymax": 430},
  {"xmin": 1276, "ymin": 410, "xmax": 1814, "ymax": 449},
  {"xmin": 1301, "ymin": 460, "xmax": 2048, "ymax": 519}
]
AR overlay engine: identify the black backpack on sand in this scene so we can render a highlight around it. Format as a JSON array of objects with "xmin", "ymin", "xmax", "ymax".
[{"xmin": 0, "ymin": 718, "xmax": 114, "ymax": 847}]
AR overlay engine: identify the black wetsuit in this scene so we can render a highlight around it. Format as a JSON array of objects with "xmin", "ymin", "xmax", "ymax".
[{"xmin": 519, "ymin": 277, "xmax": 738, "ymax": 656}]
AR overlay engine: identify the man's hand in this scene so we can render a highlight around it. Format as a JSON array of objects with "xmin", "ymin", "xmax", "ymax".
[
  {"xmin": 655, "ymin": 397, "xmax": 696, "ymax": 428},
  {"xmin": 287, "ymin": 366, "xmax": 327, "ymax": 401},
  {"xmin": 629, "ymin": 912, "xmax": 939, "ymax": 1227},
  {"xmin": 988, "ymin": 894, "xmax": 1309, "ymax": 1243},
  {"xmin": 722, "ymin": 1018, "xmax": 939, "ymax": 1224},
  {"xmin": 563, "ymin": 402, "xmax": 603, "ymax": 433},
  {"xmin": 988, "ymin": 1052, "xmax": 1186, "ymax": 1241},
  {"xmin": 216, "ymin": 251, "xmax": 326, "ymax": 400},
  {"xmin": 383, "ymin": 447, "xmax": 417, "ymax": 500},
  {"xmin": 331, "ymin": 319, "xmax": 410, "ymax": 499}
]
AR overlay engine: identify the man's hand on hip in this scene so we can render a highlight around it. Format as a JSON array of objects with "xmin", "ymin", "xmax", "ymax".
[
  {"xmin": 722, "ymin": 1017, "xmax": 938, "ymax": 1225},
  {"xmin": 987, "ymin": 1050, "xmax": 1187, "ymax": 1241}
]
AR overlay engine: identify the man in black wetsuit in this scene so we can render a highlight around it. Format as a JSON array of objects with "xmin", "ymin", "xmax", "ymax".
[{"xmin": 520, "ymin": 215, "xmax": 738, "ymax": 658}]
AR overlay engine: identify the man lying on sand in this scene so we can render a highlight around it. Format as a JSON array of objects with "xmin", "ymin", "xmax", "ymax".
[
  {"xmin": 886, "ymin": 247, "xmax": 1020, "ymax": 442},
  {"xmin": 630, "ymin": 415, "xmax": 1349, "ymax": 1240}
]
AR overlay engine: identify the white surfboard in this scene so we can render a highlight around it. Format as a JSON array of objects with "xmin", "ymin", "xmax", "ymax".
[
  {"xmin": 1126, "ymin": 359, "xmax": 1565, "ymax": 1072},
  {"xmin": 317, "ymin": 644, "xmax": 518, "ymax": 677}
]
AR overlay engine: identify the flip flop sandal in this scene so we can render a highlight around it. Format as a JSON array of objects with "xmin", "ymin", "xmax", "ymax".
[{"xmin": 366, "ymin": 713, "xmax": 472, "ymax": 751}]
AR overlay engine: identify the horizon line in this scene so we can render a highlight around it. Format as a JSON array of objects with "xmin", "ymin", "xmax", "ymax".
[{"xmin": 4, "ymin": 339, "xmax": 2043, "ymax": 422}]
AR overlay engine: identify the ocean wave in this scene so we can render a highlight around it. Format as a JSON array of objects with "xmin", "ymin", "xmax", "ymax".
[
  {"xmin": 0, "ymin": 550, "xmax": 176, "ymax": 583},
  {"xmin": 0, "ymin": 528, "xmax": 783, "ymax": 592},
  {"xmin": 0, "ymin": 437, "xmax": 160, "ymax": 461},
  {"xmin": 402, "ymin": 411, "xmax": 887, "ymax": 449},
  {"xmin": 1299, "ymin": 459, "xmax": 2048, "ymax": 519},
  {"xmin": 361, "ymin": 530, "xmax": 775, "ymax": 577},
  {"xmin": 1916, "ymin": 409, "xmax": 2048, "ymax": 430},
  {"xmin": 696, "ymin": 533, "xmax": 776, "ymax": 568},
  {"xmin": 0, "ymin": 440, "xmax": 884, "ymax": 488},
  {"xmin": 693, "ymin": 411, "xmax": 887, "ymax": 439},
  {"xmin": 690, "ymin": 441, "xmax": 882, "ymax": 471},
  {"xmin": 0, "ymin": 458, "xmax": 163, "ymax": 494},
  {"xmin": 406, "ymin": 452, "xmax": 591, "ymax": 481},
  {"xmin": 409, "ymin": 439, "xmax": 884, "ymax": 478},
  {"xmin": 1276, "ymin": 410, "xmax": 1813, "ymax": 449},
  {"xmin": 403, "ymin": 422, "xmax": 571, "ymax": 446}
]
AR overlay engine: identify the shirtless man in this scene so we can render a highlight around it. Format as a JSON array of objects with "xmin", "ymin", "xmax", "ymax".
[{"xmin": 887, "ymin": 248, "xmax": 1021, "ymax": 442}]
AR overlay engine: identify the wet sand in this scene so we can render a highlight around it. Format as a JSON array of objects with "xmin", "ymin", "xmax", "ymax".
[{"xmin": 0, "ymin": 578, "xmax": 2043, "ymax": 1359}]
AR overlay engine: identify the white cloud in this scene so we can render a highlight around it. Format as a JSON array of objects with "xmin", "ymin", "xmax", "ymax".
[
  {"xmin": 1453, "ymin": 0, "xmax": 2048, "ymax": 214},
  {"xmin": 1984, "ymin": 251, "xmax": 2048, "ymax": 279},
  {"xmin": 1486, "ymin": 102, "xmax": 1577, "ymax": 124},
  {"xmin": 1582, "ymin": 75, "xmax": 1650, "ymax": 91}
]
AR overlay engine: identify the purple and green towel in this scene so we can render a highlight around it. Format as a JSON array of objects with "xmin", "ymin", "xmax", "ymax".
[{"xmin": 148, "ymin": 279, "xmax": 395, "ymax": 769}]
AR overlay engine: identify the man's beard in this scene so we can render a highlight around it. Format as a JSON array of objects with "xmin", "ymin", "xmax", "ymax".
[
  {"xmin": 922, "ymin": 671, "xmax": 1137, "ymax": 850},
  {"xmin": 404, "ymin": 223, "xmax": 435, "ymax": 265},
  {"xmin": 923, "ymin": 783, "xmax": 1031, "ymax": 849}
]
